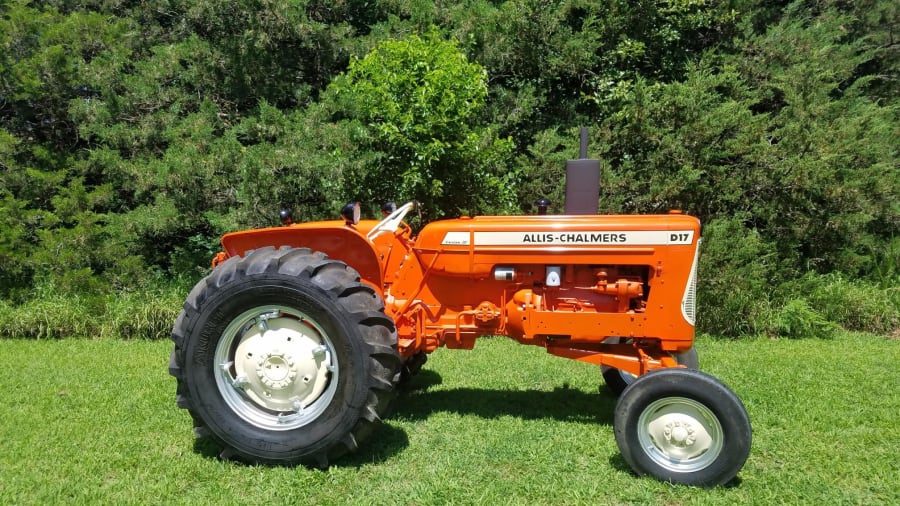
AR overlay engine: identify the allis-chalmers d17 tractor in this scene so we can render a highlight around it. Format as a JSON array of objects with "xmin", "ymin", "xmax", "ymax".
[{"xmin": 169, "ymin": 144, "xmax": 751, "ymax": 487}]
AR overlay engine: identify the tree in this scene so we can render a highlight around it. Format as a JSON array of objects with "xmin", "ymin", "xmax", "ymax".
[
  {"xmin": 328, "ymin": 32, "xmax": 516, "ymax": 221},
  {"xmin": 0, "ymin": 3, "xmax": 140, "ymax": 296}
]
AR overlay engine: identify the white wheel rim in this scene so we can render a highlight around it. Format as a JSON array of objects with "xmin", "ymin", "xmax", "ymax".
[
  {"xmin": 214, "ymin": 305, "xmax": 338, "ymax": 431},
  {"xmin": 636, "ymin": 396, "xmax": 724, "ymax": 473}
]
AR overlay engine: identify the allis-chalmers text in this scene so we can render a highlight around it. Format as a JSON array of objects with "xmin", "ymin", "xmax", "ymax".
[{"xmin": 522, "ymin": 233, "xmax": 627, "ymax": 243}]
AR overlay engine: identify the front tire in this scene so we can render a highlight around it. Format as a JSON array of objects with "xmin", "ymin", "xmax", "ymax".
[
  {"xmin": 169, "ymin": 247, "xmax": 401, "ymax": 466},
  {"xmin": 614, "ymin": 368, "xmax": 751, "ymax": 486}
]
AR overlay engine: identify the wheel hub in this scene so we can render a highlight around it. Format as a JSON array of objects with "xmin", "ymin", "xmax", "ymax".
[
  {"xmin": 256, "ymin": 350, "xmax": 296, "ymax": 389},
  {"xmin": 638, "ymin": 396, "xmax": 723, "ymax": 472},
  {"xmin": 664, "ymin": 420, "xmax": 697, "ymax": 447},
  {"xmin": 214, "ymin": 306, "xmax": 339, "ymax": 430}
]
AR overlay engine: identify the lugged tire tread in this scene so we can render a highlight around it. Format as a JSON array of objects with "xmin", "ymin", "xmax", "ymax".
[{"xmin": 169, "ymin": 247, "xmax": 400, "ymax": 467}]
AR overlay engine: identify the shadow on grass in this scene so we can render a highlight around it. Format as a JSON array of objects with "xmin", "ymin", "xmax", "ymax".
[
  {"xmin": 339, "ymin": 424, "xmax": 409, "ymax": 467},
  {"xmin": 191, "ymin": 368, "xmax": 618, "ymax": 468},
  {"xmin": 192, "ymin": 423, "xmax": 410, "ymax": 469},
  {"xmin": 394, "ymin": 370, "xmax": 617, "ymax": 426},
  {"xmin": 193, "ymin": 436, "xmax": 224, "ymax": 460},
  {"xmin": 604, "ymin": 452, "xmax": 746, "ymax": 488},
  {"xmin": 607, "ymin": 453, "xmax": 633, "ymax": 476}
]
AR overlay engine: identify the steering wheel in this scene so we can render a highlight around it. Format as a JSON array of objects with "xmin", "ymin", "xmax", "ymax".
[{"xmin": 367, "ymin": 202, "xmax": 415, "ymax": 241}]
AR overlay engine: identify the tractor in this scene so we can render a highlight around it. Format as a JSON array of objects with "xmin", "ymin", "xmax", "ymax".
[{"xmin": 168, "ymin": 137, "xmax": 751, "ymax": 486}]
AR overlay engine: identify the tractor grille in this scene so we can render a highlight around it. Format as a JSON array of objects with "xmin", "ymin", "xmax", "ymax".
[{"xmin": 681, "ymin": 239, "xmax": 701, "ymax": 326}]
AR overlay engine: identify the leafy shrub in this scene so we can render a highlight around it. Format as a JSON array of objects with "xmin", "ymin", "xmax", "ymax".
[
  {"xmin": 784, "ymin": 273, "xmax": 899, "ymax": 335},
  {"xmin": 696, "ymin": 216, "xmax": 781, "ymax": 337},
  {"xmin": 329, "ymin": 31, "xmax": 517, "ymax": 221},
  {"xmin": 772, "ymin": 299, "xmax": 839, "ymax": 339}
]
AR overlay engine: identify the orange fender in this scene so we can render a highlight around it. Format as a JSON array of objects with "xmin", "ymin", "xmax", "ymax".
[{"xmin": 220, "ymin": 221, "xmax": 383, "ymax": 288}]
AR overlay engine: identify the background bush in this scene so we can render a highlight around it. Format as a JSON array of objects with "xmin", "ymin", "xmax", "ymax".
[
  {"xmin": 1, "ymin": 0, "xmax": 897, "ymax": 338},
  {"xmin": 0, "ymin": 278, "xmax": 186, "ymax": 340}
]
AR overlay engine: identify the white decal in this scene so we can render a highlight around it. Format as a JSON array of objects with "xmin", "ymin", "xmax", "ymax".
[
  {"xmin": 442, "ymin": 230, "xmax": 694, "ymax": 246},
  {"xmin": 440, "ymin": 231, "xmax": 471, "ymax": 245}
]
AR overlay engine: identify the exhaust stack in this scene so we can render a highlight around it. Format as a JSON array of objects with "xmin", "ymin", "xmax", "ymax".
[{"xmin": 564, "ymin": 127, "xmax": 601, "ymax": 215}]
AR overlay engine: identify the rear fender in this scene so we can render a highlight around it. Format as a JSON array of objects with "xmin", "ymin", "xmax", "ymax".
[{"xmin": 220, "ymin": 221, "xmax": 383, "ymax": 288}]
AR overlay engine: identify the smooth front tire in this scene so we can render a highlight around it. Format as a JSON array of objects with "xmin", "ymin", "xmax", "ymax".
[
  {"xmin": 169, "ymin": 247, "xmax": 401, "ymax": 466},
  {"xmin": 614, "ymin": 368, "xmax": 751, "ymax": 486}
]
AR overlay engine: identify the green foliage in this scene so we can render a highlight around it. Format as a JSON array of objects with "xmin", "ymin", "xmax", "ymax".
[
  {"xmin": 0, "ymin": 0, "xmax": 897, "ymax": 338},
  {"xmin": 773, "ymin": 299, "xmax": 839, "ymax": 339},
  {"xmin": 0, "ymin": 2, "xmax": 136, "ymax": 296},
  {"xmin": 731, "ymin": 8, "xmax": 899, "ymax": 278},
  {"xmin": 579, "ymin": 6, "xmax": 897, "ymax": 338},
  {"xmin": 514, "ymin": 127, "xmax": 575, "ymax": 214},
  {"xmin": 0, "ymin": 278, "xmax": 185, "ymax": 339},
  {"xmin": 0, "ymin": 3, "xmax": 132, "ymax": 150},
  {"xmin": 696, "ymin": 216, "xmax": 781, "ymax": 337},
  {"xmin": 225, "ymin": 101, "xmax": 355, "ymax": 228},
  {"xmin": 330, "ymin": 32, "xmax": 516, "ymax": 220},
  {"xmin": 0, "ymin": 183, "xmax": 36, "ymax": 298},
  {"xmin": 782, "ymin": 273, "xmax": 900, "ymax": 335},
  {"xmin": 169, "ymin": 0, "xmax": 357, "ymax": 107}
]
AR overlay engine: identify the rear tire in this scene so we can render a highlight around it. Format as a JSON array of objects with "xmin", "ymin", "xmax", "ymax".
[
  {"xmin": 614, "ymin": 368, "xmax": 751, "ymax": 486},
  {"xmin": 169, "ymin": 246, "xmax": 400, "ymax": 466}
]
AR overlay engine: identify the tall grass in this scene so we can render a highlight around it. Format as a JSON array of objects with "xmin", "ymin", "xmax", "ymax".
[
  {"xmin": 699, "ymin": 271, "xmax": 898, "ymax": 338},
  {"xmin": 799, "ymin": 273, "xmax": 899, "ymax": 332},
  {"xmin": 0, "ymin": 270, "xmax": 896, "ymax": 340},
  {"xmin": 0, "ymin": 282, "xmax": 186, "ymax": 339}
]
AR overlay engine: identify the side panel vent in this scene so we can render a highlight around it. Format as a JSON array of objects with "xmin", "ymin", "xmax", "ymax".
[{"xmin": 681, "ymin": 239, "xmax": 701, "ymax": 326}]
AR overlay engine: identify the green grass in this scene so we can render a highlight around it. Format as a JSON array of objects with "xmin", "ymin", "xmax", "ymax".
[{"xmin": 1, "ymin": 334, "xmax": 898, "ymax": 505}]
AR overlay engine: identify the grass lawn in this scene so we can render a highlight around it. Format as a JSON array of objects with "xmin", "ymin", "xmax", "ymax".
[{"xmin": 1, "ymin": 333, "xmax": 897, "ymax": 505}]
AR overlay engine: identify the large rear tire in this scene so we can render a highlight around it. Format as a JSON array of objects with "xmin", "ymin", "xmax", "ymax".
[
  {"xmin": 169, "ymin": 246, "xmax": 401, "ymax": 466},
  {"xmin": 614, "ymin": 368, "xmax": 751, "ymax": 486}
]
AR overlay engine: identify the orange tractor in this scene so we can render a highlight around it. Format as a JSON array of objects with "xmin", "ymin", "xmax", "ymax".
[{"xmin": 169, "ymin": 142, "xmax": 751, "ymax": 486}]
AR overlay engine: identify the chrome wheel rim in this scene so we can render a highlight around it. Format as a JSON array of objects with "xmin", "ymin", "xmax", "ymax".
[
  {"xmin": 214, "ymin": 305, "xmax": 338, "ymax": 431},
  {"xmin": 636, "ymin": 396, "xmax": 724, "ymax": 473}
]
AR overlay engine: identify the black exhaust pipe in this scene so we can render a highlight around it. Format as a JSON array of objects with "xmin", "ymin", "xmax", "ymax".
[{"xmin": 564, "ymin": 127, "xmax": 600, "ymax": 215}]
